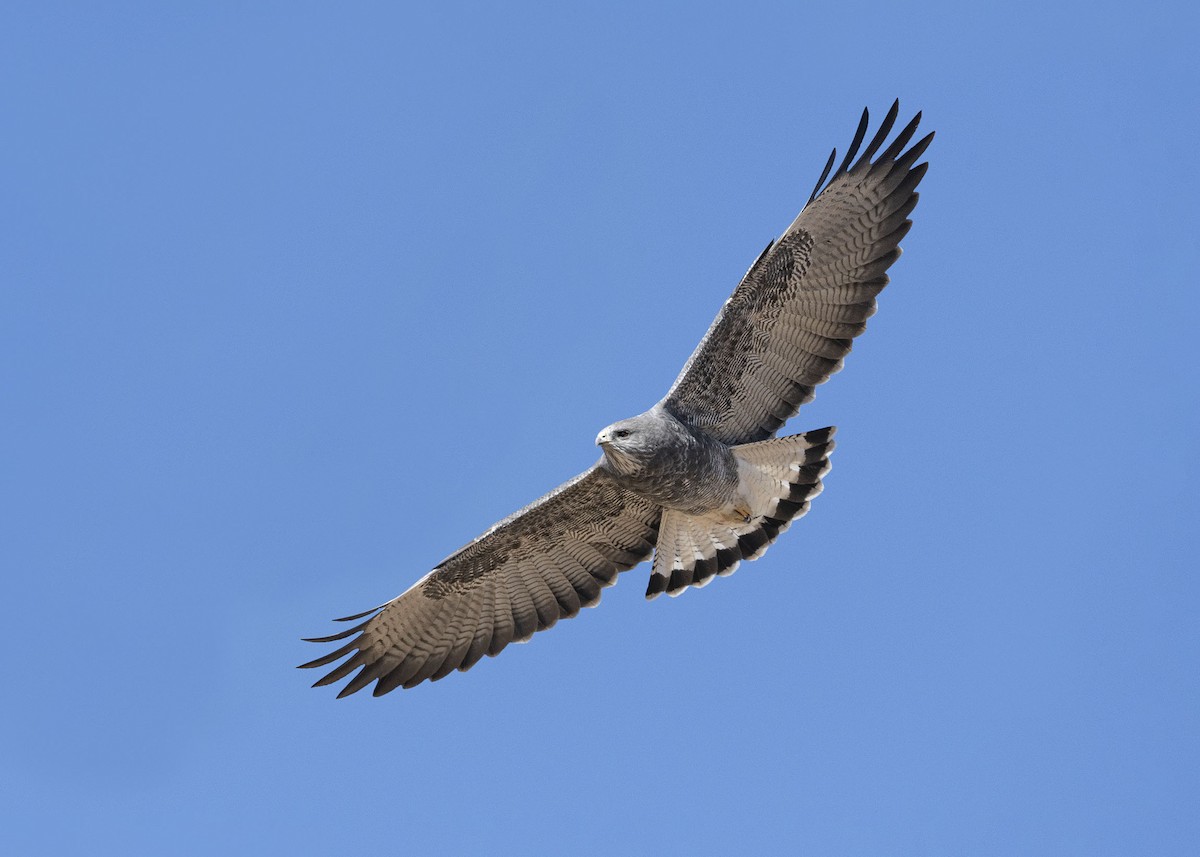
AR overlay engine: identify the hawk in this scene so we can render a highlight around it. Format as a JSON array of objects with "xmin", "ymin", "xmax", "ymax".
[{"xmin": 301, "ymin": 101, "xmax": 932, "ymax": 696}]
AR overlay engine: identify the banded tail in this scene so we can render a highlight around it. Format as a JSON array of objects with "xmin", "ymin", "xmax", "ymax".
[{"xmin": 645, "ymin": 426, "xmax": 836, "ymax": 599}]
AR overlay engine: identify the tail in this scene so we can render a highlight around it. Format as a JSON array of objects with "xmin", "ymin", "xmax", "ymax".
[{"xmin": 645, "ymin": 426, "xmax": 836, "ymax": 599}]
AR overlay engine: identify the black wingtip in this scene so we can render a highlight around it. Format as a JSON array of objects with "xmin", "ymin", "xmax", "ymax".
[
  {"xmin": 893, "ymin": 130, "xmax": 935, "ymax": 174},
  {"xmin": 874, "ymin": 110, "xmax": 923, "ymax": 166},
  {"xmin": 808, "ymin": 146, "xmax": 837, "ymax": 204},
  {"xmin": 810, "ymin": 101, "xmax": 927, "ymax": 205},
  {"xmin": 851, "ymin": 99, "xmax": 901, "ymax": 173},
  {"xmin": 301, "ymin": 619, "xmax": 371, "ymax": 644},
  {"xmin": 297, "ymin": 638, "xmax": 360, "ymax": 670},
  {"xmin": 834, "ymin": 105, "xmax": 871, "ymax": 178},
  {"xmin": 333, "ymin": 606, "xmax": 382, "ymax": 623}
]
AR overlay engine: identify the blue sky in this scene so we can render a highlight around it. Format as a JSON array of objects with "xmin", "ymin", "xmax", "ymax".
[{"xmin": 3, "ymin": 2, "xmax": 1197, "ymax": 855}]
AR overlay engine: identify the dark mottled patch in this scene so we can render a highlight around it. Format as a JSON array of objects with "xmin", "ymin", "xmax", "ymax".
[
  {"xmin": 665, "ymin": 229, "xmax": 815, "ymax": 442},
  {"xmin": 416, "ymin": 470, "xmax": 660, "ymax": 600},
  {"xmin": 762, "ymin": 243, "xmax": 795, "ymax": 291},
  {"xmin": 423, "ymin": 546, "xmax": 511, "ymax": 599}
]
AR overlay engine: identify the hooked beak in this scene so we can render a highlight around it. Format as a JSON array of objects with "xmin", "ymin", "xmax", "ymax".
[{"xmin": 595, "ymin": 429, "xmax": 610, "ymax": 447}]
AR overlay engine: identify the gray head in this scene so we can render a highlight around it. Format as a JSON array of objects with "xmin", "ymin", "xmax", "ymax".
[{"xmin": 595, "ymin": 412, "xmax": 671, "ymax": 476}]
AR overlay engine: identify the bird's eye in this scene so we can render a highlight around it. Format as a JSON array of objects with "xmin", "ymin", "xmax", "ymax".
[{"xmin": 614, "ymin": 429, "xmax": 631, "ymax": 439}]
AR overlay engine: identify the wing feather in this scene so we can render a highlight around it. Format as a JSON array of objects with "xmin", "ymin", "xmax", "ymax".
[
  {"xmin": 662, "ymin": 101, "xmax": 932, "ymax": 443},
  {"xmin": 552, "ymin": 550, "xmax": 605, "ymax": 607},
  {"xmin": 428, "ymin": 596, "xmax": 484, "ymax": 683},
  {"xmin": 300, "ymin": 465, "xmax": 661, "ymax": 696},
  {"xmin": 416, "ymin": 591, "xmax": 482, "ymax": 685},
  {"xmin": 458, "ymin": 577, "xmax": 497, "ymax": 672}
]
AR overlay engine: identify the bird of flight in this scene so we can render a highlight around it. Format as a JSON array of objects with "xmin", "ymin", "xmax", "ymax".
[{"xmin": 302, "ymin": 101, "xmax": 933, "ymax": 697}]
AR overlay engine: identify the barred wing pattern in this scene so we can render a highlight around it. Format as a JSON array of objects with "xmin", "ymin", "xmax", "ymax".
[
  {"xmin": 300, "ymin": 467, "xmax": 661, "ymax": 696},
  {"xmin": 662, "ymin": 101, "xmax": 933, "ymax": 445}
]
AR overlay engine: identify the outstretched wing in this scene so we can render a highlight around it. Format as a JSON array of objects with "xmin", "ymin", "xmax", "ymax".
[
  {"xmin": 300, "ymin": 466, "xmax": 661, "ymax": 696},
  {"xmin": 661, "ymin": 101, "xmax": 933, "ymax": 445}
]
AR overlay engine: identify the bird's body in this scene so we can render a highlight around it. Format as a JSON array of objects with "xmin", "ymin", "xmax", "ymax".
[
  {"xmin": 302, "ymin": 102, "xmax": 933, "ymax": 696},
  {"xmin": 595, "ymin": 408, "xmax": 739, "ymax": 516}
]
